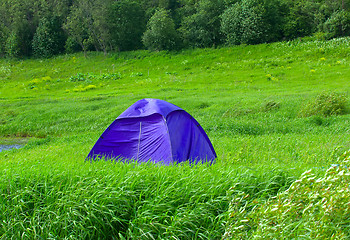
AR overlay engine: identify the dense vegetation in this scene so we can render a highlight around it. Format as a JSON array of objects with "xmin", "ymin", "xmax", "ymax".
[
  {"xmin": 224, "ymin": 151, "xmax": 350, "ymax": 239},
  {"xmin": 1, "ymin": 38, "xmax": 350, "ymax": 238},
  {"xmin": 1, "ymin": 0, "xmax": 350, "ymax": 58}
]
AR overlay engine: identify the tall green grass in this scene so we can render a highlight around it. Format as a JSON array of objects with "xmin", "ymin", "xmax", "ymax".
[
  {"xmin": 1, "ymin": 37, "xmax": 350, "ymax": 238},
  {"xmin": 0, "ymin": 139, "xmax": 297, "ymax": 239},
  {"xmin": 224, "ymin": 151, "xmax": 350, "ymax": 239}
]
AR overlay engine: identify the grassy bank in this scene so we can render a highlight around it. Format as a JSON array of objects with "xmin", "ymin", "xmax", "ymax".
[{"xmin": 1, "ymin": 37, "xmax": 350, "ymax": 238}]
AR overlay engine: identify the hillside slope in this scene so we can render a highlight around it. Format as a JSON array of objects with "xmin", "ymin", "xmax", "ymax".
[{"xmin": 0, "ymin": 38, "xmax": 350, "ymax": 239}]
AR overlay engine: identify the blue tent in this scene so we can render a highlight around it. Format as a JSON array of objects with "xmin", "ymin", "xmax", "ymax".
[{"xmin": 87, "ymin": 98, "xmax": 216, "ymax": 164}]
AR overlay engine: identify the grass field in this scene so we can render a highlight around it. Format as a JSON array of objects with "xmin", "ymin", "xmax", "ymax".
[{"xmin": 1, "ymin": 37, "xmax": 350, "ymax": 239}]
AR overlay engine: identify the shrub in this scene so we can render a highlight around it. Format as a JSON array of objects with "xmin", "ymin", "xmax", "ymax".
[
  {"xmin": 69, "ymin": 73, "xmax": 121, "ymax": 82},
  {"xmin": 299, "ymin": 91, "xmax": 348, "ymax": 117},
  {"xmin": 224, "ymin": 151, "xmax": 350, "ymax": 239},
  {"xmin": 324, "ymin": 10, "xmax": 350, "ymax": 39},
  {"xmin": 69, "ymin": 73, "xmax": 88, "ymax": 82}
]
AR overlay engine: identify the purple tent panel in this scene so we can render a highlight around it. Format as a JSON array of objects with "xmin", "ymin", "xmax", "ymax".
[{"xmin": 87, "ymin": 98, "xmax": 216, "ymax": 164}]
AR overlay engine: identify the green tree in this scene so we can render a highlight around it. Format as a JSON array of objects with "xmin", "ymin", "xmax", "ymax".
[
  {"xmin": 0, "ymin": 0, "xmax": 73, "ymax": 57},
  {"xmin": 0, "ymin": 3, "xmax": 8, "ymax": 56},
  {"xmin": 0, "ymin": 24, "xmax": 7, "ymax": 56},
  {"xmin": 139, "ymin": 0, "xmax": 180, "ymax": 19},
  {"xmin": 324, "ymin": 10, "xmax": 350, "ymax": 38},
  {"xmin": 313, "ymin": 0, "xmax": 350, "ymax": 34},
  {"xmin": 142, "ymin": 8, "xmax": 180, "ymax": 51},
  {"xmin": 5, "ymin": 31, "xmax": 20, "ymax": 58},
  {"xmin": 180, "ymin": 0, "xmax": 226, "ymax": 48},
  {"xmin": 5, "ymin": 20, "xmax": 35, "ymax": 57},
  {"xmin": 281, "ymin": 0, "xmax": 318, "ymax": 39},
  {"xmin": 89, "ymin": 0, "xmax": 113, "ymax": 55},
  {"xmin": 221, "ymin": 0, "xmax": 283, "ymax": 45},
  {"xmin": 64, "ymin": 0, "xmax": 95, "ymax": 56},
  {"xmin": 108, "ymin": 0, "xmax": 146, "ymax": 51},
  {"xmin": 32, "ymin": 16, "xmax": 66, "ymax": 58}
]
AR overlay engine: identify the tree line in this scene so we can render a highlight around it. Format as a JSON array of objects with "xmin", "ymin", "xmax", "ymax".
[{"xmin": 0, "ymin": 0, "xmax": 350, "ymax": 58}]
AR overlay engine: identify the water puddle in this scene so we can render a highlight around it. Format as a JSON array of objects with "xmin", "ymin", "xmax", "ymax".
[
  {"xmin": 0, "ymin": 144, "xmax": 23, "ymax": 152},
  {"xmin": 0, "ymin": 138, "xmax": 28, "ymax": 153}
]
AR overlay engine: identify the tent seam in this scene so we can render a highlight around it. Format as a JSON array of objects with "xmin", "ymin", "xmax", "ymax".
[
  {"xmin": 136, "ymin": 121, "xmax": 142, "ymax": 161},
  {"xmin": 162, "ymin": 116, "xmax": 173, "ymax": 163}
]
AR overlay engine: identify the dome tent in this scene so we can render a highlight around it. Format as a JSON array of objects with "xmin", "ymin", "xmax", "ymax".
[{"xmin": 87, "ymin": 98, "xmax": 216, "ymax": 164}]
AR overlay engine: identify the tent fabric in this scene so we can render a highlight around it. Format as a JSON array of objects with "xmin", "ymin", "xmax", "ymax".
[{"xmin": 87, "ymin": 98, "xmax": 216, "ymax": 164}]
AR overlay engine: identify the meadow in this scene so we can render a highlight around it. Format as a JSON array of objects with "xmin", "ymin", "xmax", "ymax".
[{"xmin": 0, "ymin": 37, "xmax": 350, "ymax": 239}]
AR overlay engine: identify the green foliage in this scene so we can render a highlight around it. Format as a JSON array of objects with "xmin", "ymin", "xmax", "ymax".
[
  {"xmin": 180, "ymin": 0, "xmax": 226, "ymax": 48},
  {"xmin": 64, "ymin": 0, "xmax": 110, "ymax": 55},
  {"xmin": 142, "ymin": 8, "xmax": 180, "ymax": 51},
  {"xmin": 69, "ymin": 72, "xmax": 121, "ymax": 82},
  {"xmin": 300, "ymin": 92, "xmax": 348, "ymax": 117},
  {"xmin": 5, "ymin": 22, "xmax": 35, "ymax": 57},
  {"xmin": 1, "ymin": 0, "xmax": 350, "ymax": 57},
  {"xmin": 108, "ymin": 0, "xmax": 146, "ymax": 51},
  {"xmin": 32, "ymin": 16, "xmax": 66, "ymax": 58},
  {"xmin": 222, "ymin": 0, "xmax": 262, "ymax": 45},
  {"xmin": 5, "ymin": 31, "xmax": 20, "ymax": 58},
  {"xmin": 0, "ymin": 25, "xmax": 6, "ymax": 57},
  {"xmin": 64, "ymin": 36, "xmax": 82, "ymax": 54},
  {"xmin": 224, "ymin": 151, "xmax": 350, "ymax": 239},
  {"xmin": 324, "ymin": 10, "xmax": 350, "ymax": 39},
  {"xmin": 88, "ymin": 0, "xmax": 114, "ymax": 54},
  {"xmin": 64, "ymin": 5, "xmax": 88, "ymax": 54},
  {"xmin": 221, "ymin": 0, "xmax": 283, "ymax": 45},
  {"xmin": 282, "ymin": 0, "xmax": 318, "ymax": 39}
]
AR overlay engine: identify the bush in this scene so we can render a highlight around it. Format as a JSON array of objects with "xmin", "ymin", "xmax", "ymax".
[
  {"xmin": 324, "ymin": 10, "xmax": 350, "ymax": 39},
  {"xmin": 221, "ymin": 0, "xmax": 283, "ymax": 45},
  {"xmin": 299, "ymin": 92, "xmax": 348, "ymax": 117},
  {"xmin": 142, "ymin": 8, "xmax": 180, "ymax": 51},
  {"xmin": 224, "ymin": 151, "xmax": 350, "ymax": 239}
]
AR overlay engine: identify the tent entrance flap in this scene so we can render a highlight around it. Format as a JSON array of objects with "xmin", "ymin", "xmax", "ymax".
[{"xmin": 136, "ymin": 114, "xmax": 173, "ymax": 164}]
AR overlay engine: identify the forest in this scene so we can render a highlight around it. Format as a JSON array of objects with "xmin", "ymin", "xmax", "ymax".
[{"xmin": 0, "ymin": 0, "xmax": 350, "ymax": 58}]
